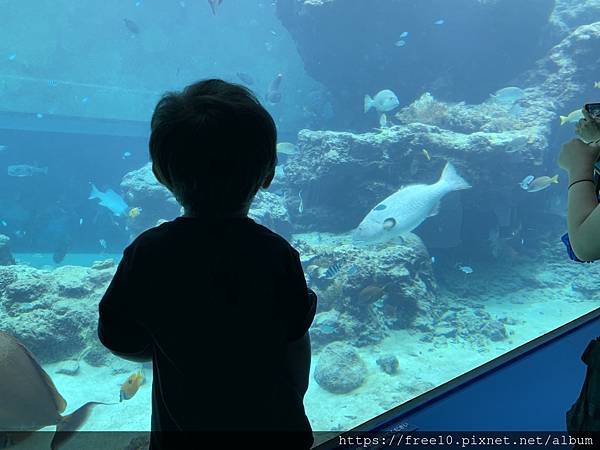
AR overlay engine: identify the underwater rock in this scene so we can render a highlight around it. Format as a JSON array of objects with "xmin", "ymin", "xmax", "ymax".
[
  {"xmin": 276, "ymin": 0, "xmax": 554, "ymax": 127},
  {"xmin": 525, "ymin": 22, "xmax": 600, "ymax": 111},
  {"xmin": 284, "ymin": 120, "xmax": 546, "ymax": 234},
  {"xmin": 82, "ymin": 344, "xmax": 112, "ymax": 367},
  {"xmin": 248, "ymin": 190, "xmax": 293, "ymax": 238},
  {"xmin": 0, "ymin": 234, "xmax": 15, "ymax": 266},
  {"xmin": 120, "ymin": 163, "xmax": 181, "ymax": 236},
  {"xmin": 314, "ymin": 342, "xmax": 367, "ymax": 394},
  {"xmin": 310, "ymin": 310, "xmax": 347, "ymax": 348},
  {"xmin": 295, "ymin": 231, "xmax": 436, "ymax": 338},
  {"xmin": 480, "ymin": 320, "xmax": 508, "ymax": 342},
  {"xmin": 0, "ymin": 264, "xmax": 112, "ymax": 363},
  {"xmin": 85, "ymin": 264, "xmax": 117, "ymax": 288},
  {"xmin": 56, "ymin": 359, "xmax": 80, "ymax": 376},
  {"xmin": 55, "ymin": 266, "xmax": 92, "ymax": 298},
  {"xmin": 549, "ymin": 0, "xmax": 600, "ymax": 37},
  {"xmin": 432, "ymin": 304, "xmax": 509, "ymax": 344},
  {"xmin": 91, "ymin": 259, "xmax": 115, "ymax": 270},
  {"xmin": 4, "ymin": 267, "xmax": 47, "ymax": 303},
  {"xmin": 376, "ymin": 354, "xmax": 399, "ymax": 375}
]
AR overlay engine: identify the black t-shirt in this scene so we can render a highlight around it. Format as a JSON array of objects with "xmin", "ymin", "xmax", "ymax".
[{"xmin": 97, "ymin": 216, "xmax": 316, "ymax": 448}]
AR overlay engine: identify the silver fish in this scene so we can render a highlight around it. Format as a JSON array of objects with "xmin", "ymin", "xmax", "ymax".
[{"xmin": 7, "ymin": 165, "xmax": 48, "ymax": 177}]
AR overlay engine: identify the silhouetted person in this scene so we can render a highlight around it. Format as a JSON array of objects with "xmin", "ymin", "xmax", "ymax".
[{"xmin": 98, "ymin": 79, "xmax": 317, "ymax": 449}]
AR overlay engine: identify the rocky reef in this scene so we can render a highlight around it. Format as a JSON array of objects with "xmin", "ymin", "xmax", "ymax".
[
  {"xmin": 297, "ymin": 232, "xmax": 437, "ymax": 349},
  {"xmin": 0, "ymin": 260, "xmax": 117, "ymax": 363},
  {"xmin": 550, "ymin": 0, "xmax": 600, "ymax": 36},
  {"xmin": 281, "ymin": 98, "xmax": 548, "ymax": 234},
  {"xmin": 120, "ymin": 163, "xmax": 181, "ymax": 237},
  {"xmin": 276, "ymin": 0, "xmax": 555, "ymax": 127}
]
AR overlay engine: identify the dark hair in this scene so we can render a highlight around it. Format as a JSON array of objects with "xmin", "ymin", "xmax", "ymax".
[{"xmin": 149, "ymin": 79, "xmax": 277, "ymax": 215}]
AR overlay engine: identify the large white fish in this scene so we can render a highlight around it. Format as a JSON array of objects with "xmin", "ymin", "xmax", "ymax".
[{"xmin": 353, "ymin": 162, "xmax": 471, "ymax": 244}]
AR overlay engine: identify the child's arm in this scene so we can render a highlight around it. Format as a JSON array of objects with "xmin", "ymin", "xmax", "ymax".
[
  {"xmin": 282, "ymin": 248, "xmax": 318, "ymax": 397},
  {"xmin": 98, "ymin": 247, "xmax": 153, "ymax": 363}
]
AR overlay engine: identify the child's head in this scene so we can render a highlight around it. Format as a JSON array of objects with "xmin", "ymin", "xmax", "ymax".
[{"xmin": 149, "ymin": 79, "xmax": 277, "ymax": 216}]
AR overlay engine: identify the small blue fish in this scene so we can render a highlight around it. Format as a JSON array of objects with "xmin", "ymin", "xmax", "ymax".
[
  {"xmin": 36, "ymin": 113, "xmax": 43, "ymax": 119},
  {"xmin": 8, "ymin": 53, "xmax": 16, "ymax": 61},
  {"xmin": 99, "ymin": 239, "xmax": 107, "ymax": 249},
  {"xmin": 394, "ymin": 40, "xmax": 406, "ymax": 47},
  {"xmin": 434, "ymin": 19, "xmax": 445, "ymax": 25},
  {"xmin": 81, "ymin": 97, "xmax": 89, "ymax": 103},
  {"xmin": 399, "ymin": 31, "xmax": 409, "ymax": 38},
  {"xmin": 431, "ymin": 256, "xmax": 436, "ymax": 264},
  {"xmin": 519, "ymin": 175, "xmax": 534, "ymax": 190},
  {"xmin": 458, "ymin": 265, "xmax": 473, "ymax": 274},
  {"xmin": 79, "ymin": 218, "xmax": 84, "ymax": 226},
  {"xmin": 0, "ymin": 221, "xmax": 6, "ymax": 227},
  {"xmin": 122, "ymin": 151, "xmax": 132, "ymax": 160},
  {"xmin": 325, "ymin": 262, "xmax": 342, "ymax": 278}
]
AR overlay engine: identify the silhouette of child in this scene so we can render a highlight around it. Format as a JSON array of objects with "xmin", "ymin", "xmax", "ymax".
[{"xmin": 98, "ymin": 79, "xmax": 317, "ymax": 449}]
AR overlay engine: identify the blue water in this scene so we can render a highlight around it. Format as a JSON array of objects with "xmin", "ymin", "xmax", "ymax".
[{"xmin": 0, "ymin": 0, "xmax": 599, "ymax": 439}]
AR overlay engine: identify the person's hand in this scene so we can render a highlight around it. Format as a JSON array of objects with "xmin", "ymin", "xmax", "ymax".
[
  {"xmin": 558, "ymin": 138, "xmax": 600, "ymax": 176},
  {"xmin": 576, "ymin": 108, "xmax": 600, "ymax": 143}
]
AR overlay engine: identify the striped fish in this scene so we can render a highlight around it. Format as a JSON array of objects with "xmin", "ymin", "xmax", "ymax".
[{"xmin": 325, "ymin": 262, "xmax": 343, "ymax": 278}]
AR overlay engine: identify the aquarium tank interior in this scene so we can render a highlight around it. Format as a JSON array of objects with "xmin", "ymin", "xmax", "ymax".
[{"xmin": 2, "ymin": 0, "xmax": 600, "ymax": 445}]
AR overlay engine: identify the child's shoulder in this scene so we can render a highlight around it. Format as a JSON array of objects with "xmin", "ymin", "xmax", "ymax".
[
  {"xmin": 248, "ymin": 220, "xmax": 296, "ymax": 254},
  {"xmin": 129, "ymin": 219, "xmax": 174, "ymax": 245}
]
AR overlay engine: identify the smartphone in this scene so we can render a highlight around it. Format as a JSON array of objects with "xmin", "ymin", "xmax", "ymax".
[{"xmin": 584, "ymin": 103, "xmax": 600, "ymax": 120}]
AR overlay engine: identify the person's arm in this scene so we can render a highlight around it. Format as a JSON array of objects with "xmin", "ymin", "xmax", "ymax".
[
  {"xmin": 567, "ymin": 166, "xmax": 600, "ymax": 262},
  {"xmin": 282, "ymin": 248, "xmax": 317, "ymax": 397},
  {"xmin": 285, "ymin": 331, "xmax": 311, "ymax": 397},
  {"xmin": 98, "ymin": 246, "xmax": 153, "ymax": 362}
]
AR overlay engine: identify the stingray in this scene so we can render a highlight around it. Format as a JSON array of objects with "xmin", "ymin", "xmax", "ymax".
[{"xmin": 0, "ymin": 331, "xmax": 112, "ymax": 449}]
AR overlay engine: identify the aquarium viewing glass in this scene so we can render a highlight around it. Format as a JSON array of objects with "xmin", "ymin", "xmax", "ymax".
[{"xmin": 1, "ymin": 0, "xmax": 600, "ymax": 443}]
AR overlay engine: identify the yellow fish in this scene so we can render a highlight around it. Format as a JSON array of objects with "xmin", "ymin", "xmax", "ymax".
[
  {"xmin": 594, "ymin": 81, "xmax": 600, "ymax": 89},
  {"xmin": 120, "ymin": 370, "xmax": 145, "ymax": 401},
  {"xmin": 422, "ymin": 149, "xmax": 431, "ymax": 160},
  {"xmin": 128, "ymin": 207, "xmax": 142, "ymax": 219},
  {"xmin": 560, "ymin": 109, "xmax": 584, "ymax": 125},
  {"xmin": 525, "ymin": 175, "xmax": 559, "ymax": 193}
]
